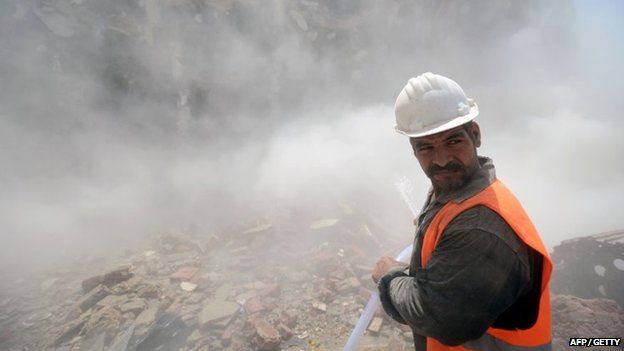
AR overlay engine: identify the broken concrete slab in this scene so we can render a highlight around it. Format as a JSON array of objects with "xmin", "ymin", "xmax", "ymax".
[
  {"xmin": 82, "ymin": 267, "xmax": 133, "ymax": 293},
  {"xmin": 119, "ymin": 298, "xmax": 147, "ymax": 315},
  {"xmin": 134, "ymin": 305, "xmax": 159, "ymax": 327},
  {"xmin": 198, "ymin": 300, "xmax": 239, "ymax": 326},
  {"xmin": 96, "ymin": 295, "xmax": 128, "ymax": 309},
  {"xmin": 78, "ymin": 285, "xmax": 110, "ymax": 312}
]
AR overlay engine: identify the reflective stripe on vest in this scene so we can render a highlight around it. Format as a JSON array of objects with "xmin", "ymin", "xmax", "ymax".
[{"xmin": 421, "ymin": 179, "xmax": 553, "ymax": 351}]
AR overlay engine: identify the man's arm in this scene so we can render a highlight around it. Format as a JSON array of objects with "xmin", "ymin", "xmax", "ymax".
[{"xmin": 378, "ymin": 206, "xmax": 532, "ymax": 346}]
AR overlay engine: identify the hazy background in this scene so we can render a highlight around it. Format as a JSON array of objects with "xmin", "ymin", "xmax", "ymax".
[{"xmin": 1, "ymin": 0, "xmax": 623, "ymax": 276}]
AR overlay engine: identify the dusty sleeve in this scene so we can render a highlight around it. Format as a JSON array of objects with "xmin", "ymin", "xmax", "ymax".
[{"xmin": 379, "ymin": 206, "xmax": 531, "ymax": 346}]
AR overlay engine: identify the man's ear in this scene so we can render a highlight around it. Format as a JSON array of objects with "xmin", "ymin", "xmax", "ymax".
[{"xmin": 471, "ymin": 122, "xmax": 481, "ymax": 148}]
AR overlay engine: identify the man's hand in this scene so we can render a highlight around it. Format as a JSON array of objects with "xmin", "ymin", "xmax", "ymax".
[{"xmin": 372, "ymin": 256, "xmax": 406, "ymax": 283}]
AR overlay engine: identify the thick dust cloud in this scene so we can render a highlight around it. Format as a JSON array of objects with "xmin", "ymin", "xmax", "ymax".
[{"xmin": 1, "ymin": 0, "xmax": 623, "ymax": 277}]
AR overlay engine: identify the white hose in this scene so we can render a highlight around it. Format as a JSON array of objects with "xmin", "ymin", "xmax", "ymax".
[
  {"xmin": 342, "ymin": 244, "xmax": 412, "ymax": 351},
  {"xmin": 343, "ymin": 177, "xmax": 420, "ymax": 351}
]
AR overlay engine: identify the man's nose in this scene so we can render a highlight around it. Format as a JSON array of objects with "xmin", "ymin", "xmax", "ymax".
[{"xmin": 431, "ymin": 148, "xmax": 453, "ymax": 167}]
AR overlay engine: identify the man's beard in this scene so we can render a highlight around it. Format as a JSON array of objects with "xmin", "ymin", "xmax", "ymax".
[{"xmin": 426, "ymin": 161, "xmax": 475, "ymax": 194}]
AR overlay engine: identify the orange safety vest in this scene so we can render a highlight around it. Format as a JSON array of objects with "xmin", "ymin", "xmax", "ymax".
[{"xmin": 421, "ymin": 179, "xmax": 552, "ymax": 351}]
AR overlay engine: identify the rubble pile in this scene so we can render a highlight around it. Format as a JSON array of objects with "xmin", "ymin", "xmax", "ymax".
[
  {"xmin": 551, "ymin": 295, "xmax": 624, "ymax": 351},
  {"xmin": 551, "ymin": 230, "xmax": 624, "ymax": 307},
  {"xmin": 0, "ymin": 206, "xmax": 414, "ymax": 350}
]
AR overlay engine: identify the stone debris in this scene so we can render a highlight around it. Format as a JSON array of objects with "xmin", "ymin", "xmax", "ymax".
[
  {"xmin": 551, "ymin": 230, "xmax": 624, "ymax": 307},
  {"xmin": 78, "ymin": 285, "xmax": 110, "ymax": 312},
  {"xmin": 170, "ymin": 266, "xmax": 200, "ymax": 283},
  {"xmin": 551, "ymin": 295, "xmax": 624, "ymax": 351},
  {"xmin": 368, "ymin": 316, "xmax": 383, "ymax": 334},
  {"xmin": 310, "ymin": 218, "xmax": 340, "ymax": 229},
  {"xmin": 246, "ymin": 317, "xmax": 281, "ymax": 351},
  {"xmin": 198, "ymin": 300, "xmax": 239, "ymax": 326},
  {"xmin": 180, "ymin": 281, "xmax": 198, "ymax": 292},
  {"xmin": 1, "ymin": 210, "xmax": 618, "ymax": 351},
  {"xmin": 243, "ymin": 296, "xmax": 265, "ymax": 314},
  {"xmin": 312, "ymin": 301, "xmax": 327, "ymax": 313},
  {"xmin": 82, "ymin": 267, "xmax": 133, "ymax": 293}
]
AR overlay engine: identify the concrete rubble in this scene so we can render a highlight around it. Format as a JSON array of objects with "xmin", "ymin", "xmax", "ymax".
[
  {"xmin": 0, "ymin": 204, "xmax": 419, "ymax": 350},
  {"xmin": 1, "ymin": 207, "xmax": 623, "ymax": 350}
]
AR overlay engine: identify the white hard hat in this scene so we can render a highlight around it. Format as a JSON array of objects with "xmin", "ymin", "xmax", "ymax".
[{"xmin": 394, "ymin": 72, "xmax": 478, "ymax": 137}]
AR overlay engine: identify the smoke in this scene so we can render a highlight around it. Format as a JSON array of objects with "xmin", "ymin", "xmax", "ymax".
[{"xmin": 1, "ymin": 0, "xmax": 623, "ymax": 276}]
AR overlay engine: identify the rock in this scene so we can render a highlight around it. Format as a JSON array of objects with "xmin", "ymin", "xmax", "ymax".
[
  {"xmin": 246, "ymin": 318, "xmax": 281, "ymax": 351},
  {"xmin": 49, "ymin": 312, "xmax": 90, "ymax": 346},
  {"xmin": 82, "ymin": 276, "xmax": 103, "ymax": 294},
  {"xmin": 243, "ymin": 223, "xmax": 272, "ymax": 235},
  {"xmin": 198, "ymin": 300, "xmax": 239, "ymax": 326},
  {"xmin": 318, "ymin": 287, "xmax": 335, "ymax": 303},
  {"xmin": 214, "ymin": 284, "xmax": 233, "ymax": 300},
  {"xmin": 119, "ymin": 298, "xmax": 147, "ymax": 315},
  {"xmin": 108, "ymin": 324, "xmax": 134, "ymax": 351},
  {"xmin": 78, "ymin": 285, "xmax": 110, "ymax": 312},
  {"xmin": 96, "ymin": 295, "xmax": 128, "ymax": 309},
  {"xmin": 221, "ymin": 323, "xmax": 236, "ymax": 346},
  {"xmin": 279, "ymin": 310, "xmax": 298, "ymax": 328},
  {"xmin": 367, "ymin": 317, "xmax": 383, "ymax": 334},
  {"xmin": 187, "ymin": 329, "xmax": 203, "ymax": 344},
  {"xmin": 312, "ymin": 302, "xmax": 326, "ymax": 313},
  {"xmin": 277, "ymin": 323, "xmax": 293, "ymax": 341},
  {"xmin": 185, "ymin": 293, "xmax": 205, "ymax": 305},
  {"xmin": 260, "ymin": 283, "xmax": 281, "ymax": 298},
  {"xmin": 102, "ymin": 267, "xmax": 133, "ymax": 287},
  {"xmin": 82, "ymin": 267, "xmax": 133, "ymax": 293},
  {"xmin": 244, "ymin": 296, "xmax": 265, "ymax": 314},
  {"xmin": 309, "ymin": 218, "xmax": 339, "ymax": 229},
  {"xmin": 180, "ymin": 282, "xmax": 198, "ymax": 292},
  {"xmin": 135, "ymin": 305, "xmax": 159, "ymax": 326},
  {"xmin": 551, "ymin": 294, "xmax": 624, "ymax": 350},
  {"xmin": 170, "ymin": 266, "xmax": 200, "ymax": 282},
  {"xmin": 82, "ymin": 306, "xmax": 122, "ymax": 337}
]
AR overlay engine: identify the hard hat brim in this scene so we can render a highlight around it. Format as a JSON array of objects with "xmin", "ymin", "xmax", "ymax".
[{"xmin": 394, "ymin": 105, "xmax": 479, "ymax": 138}]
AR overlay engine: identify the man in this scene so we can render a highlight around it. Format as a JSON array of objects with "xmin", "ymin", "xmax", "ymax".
[{"xmin": 372, "ymin": 73, "xmax": 553, "ymax": 351}]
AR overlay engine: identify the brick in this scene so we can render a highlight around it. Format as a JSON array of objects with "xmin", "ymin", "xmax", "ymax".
[
  {"xmin": 247, "ymin": 318, "xmax": 281, "ymax": 351},
  {"xmin": 367, "ymin": 317, "xmax": 383, "ymax": 334},
  {"xmin": 170, "ymin": 266, "xmax": 200, "ymax": 282},
  {"xmin": 244, "ymin": 296, "xmax": 265, "ymax": 314}
]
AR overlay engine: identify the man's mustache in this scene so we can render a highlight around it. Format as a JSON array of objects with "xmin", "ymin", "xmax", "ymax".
[{"xmin": 428, "ymin": 162, "xmax": 465, "ymax": 175}]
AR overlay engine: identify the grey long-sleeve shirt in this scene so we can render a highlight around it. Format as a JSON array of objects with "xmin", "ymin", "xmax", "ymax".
[{"xmin": 378, "ymin": 157, "xmax": 541, "ymax": 349}]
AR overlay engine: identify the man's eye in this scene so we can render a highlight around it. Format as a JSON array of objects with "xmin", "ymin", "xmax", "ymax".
[
  {"xmin": 448, "ymin": 139, "xmax": 462, "ymax": 145},
  {"xmin": 418, "ymin": 146, "xmax": 432, "ymax": 152}
]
